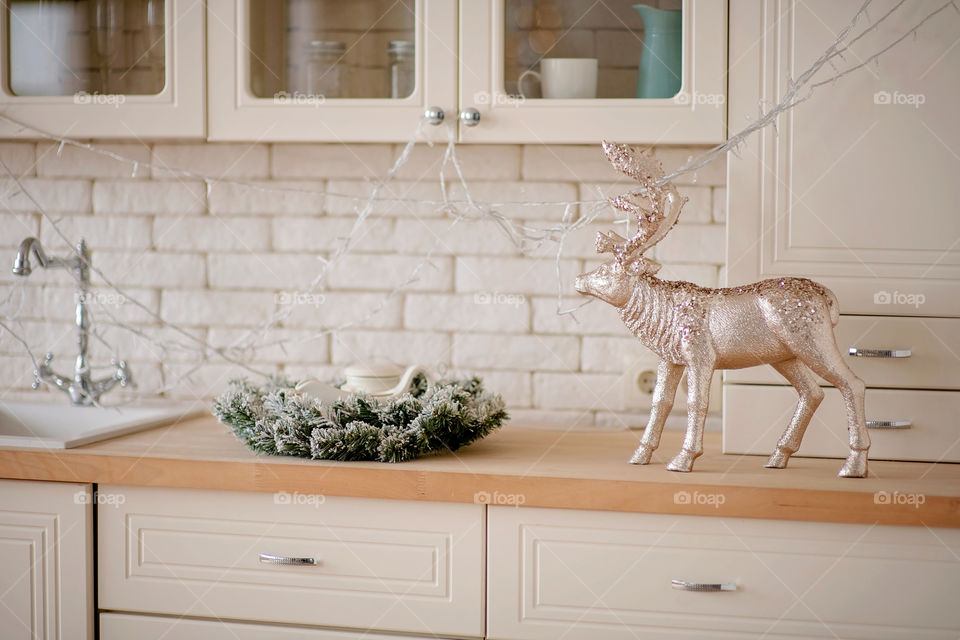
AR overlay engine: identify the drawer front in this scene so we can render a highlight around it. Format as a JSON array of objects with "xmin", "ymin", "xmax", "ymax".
[
  {"xmin": 725, "ymin": 316, "xmax": 960, "ymax": 389},
  {"xmin": 100, "ymin": 612, "xmax": 436, "ymax": 639},
  {"xmin": 488, "ymin": 506, "xmax": 960, "ymax": 640},
  {"xmin": 723, "ymin": 385, "xmax": 960, "ymax": 461},
  {"xmin": 99, "ymin": 486, "xmax": 484, "ymax": 637}
]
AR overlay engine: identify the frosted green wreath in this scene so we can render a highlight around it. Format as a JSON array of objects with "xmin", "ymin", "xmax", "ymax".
[{"xmin": 213, "ymin": 374, "xmax": 507, "ymax": 463}]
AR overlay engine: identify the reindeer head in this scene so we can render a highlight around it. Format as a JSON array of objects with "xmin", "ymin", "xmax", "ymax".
[{"xmin": 575, "ymin": 141, "xmax": 687, "ymax": 307}]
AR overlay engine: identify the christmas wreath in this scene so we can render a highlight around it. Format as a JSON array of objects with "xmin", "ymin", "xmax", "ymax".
[{"xmin": 213, "ymin": 374, "xmax": 507, "ymax": 462}]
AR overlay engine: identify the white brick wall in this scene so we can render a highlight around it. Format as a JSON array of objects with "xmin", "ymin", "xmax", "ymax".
[{"xmin": 0, "ymin": 140, "xmax": 726, "ymax": 424}]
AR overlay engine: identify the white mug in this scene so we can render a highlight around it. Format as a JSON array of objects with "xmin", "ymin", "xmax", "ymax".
[{"xmin": 518, "ymin": 58, "xmax": 598, "ymax": 99}]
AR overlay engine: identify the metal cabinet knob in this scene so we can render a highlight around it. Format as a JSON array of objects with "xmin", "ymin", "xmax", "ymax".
[
  {"xmin": 848, "ymin": 347, "xmax": 912, "ymax": 358},
  {"xmin": 259, "ymin": 553, "xmax": 317, "ymax": 566},
  {"xmin": 424, "ymin": 106, "xmax": 445, "ymax": 125},
  {"xmin": 672, "ymin": 579, "xmax": 737, "ymax": 592},
  {"xmin": 459, "ymin": 108, "xmax": 481, "ymax": 126}
]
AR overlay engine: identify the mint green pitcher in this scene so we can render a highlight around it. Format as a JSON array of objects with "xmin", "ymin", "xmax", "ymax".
[{"xmin": 633, "ymin": 5, "xmax": 682, "ymax": 99}]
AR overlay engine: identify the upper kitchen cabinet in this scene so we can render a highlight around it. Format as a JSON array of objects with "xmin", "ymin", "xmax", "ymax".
[
  {"xmin": 0, "ymin": 0, "xmax": 204, "ymax": 139},
  {"xmin": 727, "ymin": 0, "xmax": 960, "ymax": 316},
  {"xmin": 458, "ymin": 0, "xmax": 726, "ymax": 144},
  {"xmin": 207, "ymin": 0, "xmax": 458, "ymax": 142}
]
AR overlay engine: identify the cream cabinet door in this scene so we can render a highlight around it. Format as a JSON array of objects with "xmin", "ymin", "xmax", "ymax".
[
  {"xmin": 0, "ymin": 480, "xmax": 93, "ymax": 640},
  {"xmin": 207, "ymin": 0, "xmax": 457, "ymax": 142},
  {"xmin": 0, "ymin": 0, "xmax": 204, "ymax": 138},
  {"xmin": 726, "ymin": 0, "xmax": 960, "ymax": 316},
  {"xmin": 458, "ymin": 0, "xmax": 726, "ymax": 144}
]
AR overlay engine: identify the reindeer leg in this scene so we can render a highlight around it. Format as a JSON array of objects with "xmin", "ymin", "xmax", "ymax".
[
  {"xmin": 765, "ymin": 359, "xmax": 824, "ymax": 469},
  {"xmin": 798, "ymin": 350, "xmax": 869, "ymax": 478},
  {"xmin": 630, "ymin": 360, "xmax": 684, "ymax": 465},
  {"xmin": 667, "ymin": 364, "xmax": 713, "ymax": 473}
]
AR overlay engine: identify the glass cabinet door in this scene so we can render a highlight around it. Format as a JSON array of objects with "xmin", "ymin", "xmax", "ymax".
[
  {"xmin": 208, "ymin": 0, "xmax": 457, "ymax": 142},
  {"xmin": 459, "ymin": 0, "xmax": 726, "ymax": 144},
  {"xmin": 0, "ymin": 0, "xmax": 204, "ymax": 138}
]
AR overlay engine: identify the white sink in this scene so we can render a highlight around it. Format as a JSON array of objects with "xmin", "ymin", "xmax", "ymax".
[{"xmin": 0, "ymin": 401, "xmax": 204, "ymax": 449}]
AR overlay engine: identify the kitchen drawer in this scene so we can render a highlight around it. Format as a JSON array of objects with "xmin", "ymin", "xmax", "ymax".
[
  {"xmin": 100, "ymin": 612, "xmax": 443, "ymax": 639},
  {"xmin": 723, "ymin": 385, "xmax": 960, "ymax": 462},
  {"xmin": 99, "ymin": 486, "xmax": 484, "ymax": 638},
  {"xmin": 488, "ymin": 506, "xmax": 960, "ymax": 640},
  {"xmin": 725, "ymin": 316, "xmax": 960, "ymax": 389}
]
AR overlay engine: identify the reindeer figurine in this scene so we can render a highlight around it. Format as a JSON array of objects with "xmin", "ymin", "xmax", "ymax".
[{"xmin": 575, "ymin": 142, "xmax": 869, "ymax": 478}]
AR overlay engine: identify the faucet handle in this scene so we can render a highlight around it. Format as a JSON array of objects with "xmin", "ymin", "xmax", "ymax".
[{"xmin": 112, "ymin": 359, "xmax": 134, "ymax": 388}]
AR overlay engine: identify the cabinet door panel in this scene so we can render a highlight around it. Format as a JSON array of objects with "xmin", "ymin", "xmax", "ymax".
[
  {"xmin": 207, "ymin": 0, "xmax": 457, "ymax": 142},
  {"xmin": 488, "ymin": 506, "xmax": 960, "ymax": 639},
  {"xmin": 0, "ymin": 480, "xmax": 93, "ymax": 640},
  {"xmin": 727, "ymin": 0, "xmax": 960, "ymax": 316}
]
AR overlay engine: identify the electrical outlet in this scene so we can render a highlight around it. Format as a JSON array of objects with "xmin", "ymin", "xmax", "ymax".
[{"xmin": 623, "ymin": 358, "xmax": 723, "ymax": 413}]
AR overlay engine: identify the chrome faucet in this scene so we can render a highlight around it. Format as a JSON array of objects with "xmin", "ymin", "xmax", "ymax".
[{"xmin": 12, "ymin": 237, "xmax": 133, "ymax": 406}]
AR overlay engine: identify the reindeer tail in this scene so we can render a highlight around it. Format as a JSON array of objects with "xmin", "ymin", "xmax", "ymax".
[{"xmin": 825, "ymin": 287, "xmax": 840, "ymax": 326}]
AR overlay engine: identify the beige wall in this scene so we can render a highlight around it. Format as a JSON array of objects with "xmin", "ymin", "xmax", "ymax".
[{"xmin": 0, "ymin": 141, "xmax": 725, "ymax": 427}]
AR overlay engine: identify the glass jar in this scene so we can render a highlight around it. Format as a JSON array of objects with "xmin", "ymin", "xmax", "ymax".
[
  {"xmin": 387, "ymin": 40, "xmax": 414, "ymax": 99},
  {"xmin": 304, "ymin": 40, "xmax": 346, "ymax": 99}
]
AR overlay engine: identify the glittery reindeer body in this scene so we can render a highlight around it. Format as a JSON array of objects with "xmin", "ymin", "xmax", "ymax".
[{"xmin": 575, "ymin": 142, "xmax": 869, "ymax": 477}]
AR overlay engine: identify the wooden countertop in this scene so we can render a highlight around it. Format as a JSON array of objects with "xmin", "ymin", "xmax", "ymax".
[{"xmin": 1, "ymin": 415, "xmax": 958, "ymax": 527}]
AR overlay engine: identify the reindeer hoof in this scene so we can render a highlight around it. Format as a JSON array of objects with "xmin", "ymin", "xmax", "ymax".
[
  {"xmin": 838, "ymin": 450, "xmax": 869, "ymax": 478},
  {"xmin": 666, "ymin": 449, "xmax": 701, "ymax": 473},
  {"xmin": 764, "ymin": 448, "xmax": 792, "ymax": 469},
  {"xmin": 629, "ymin": 444, "xmax": 654, "ymax": 465}
]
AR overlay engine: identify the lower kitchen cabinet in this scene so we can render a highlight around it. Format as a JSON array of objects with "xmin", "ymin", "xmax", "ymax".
[
  {"xmin": 98, "ymin": 485, "xmax": 485, "ymax": 638},
  {"xmin": 487, "ymin": 506, "xmax": 960, "ymax": 639},
  {"xmin": 100, "ymin": 612, "xmax": 447, "ymax": 639},
  {"xmin": 0, "ymin": 479, "xmax": 93, "ymax": 640}
]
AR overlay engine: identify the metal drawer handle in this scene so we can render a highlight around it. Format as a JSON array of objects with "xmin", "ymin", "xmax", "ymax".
[
  {"xmin": 259, "ymin": 553, "xmax": 317, "ymax": 566},
  {"xmin": 867, "ymin": 420, "xmax": 912, "ymax": 429},
  {"xmin": 848, "ymin": 347, "xmax": 911, "ymax": 358},
  {"xmin": 671, "ymin": 579, "xmax": 737, "ymax": 592}
]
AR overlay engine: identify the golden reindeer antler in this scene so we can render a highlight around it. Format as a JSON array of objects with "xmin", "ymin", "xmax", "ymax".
[{"xmin": 598, "ymin": 141, "xmax": 688, "ymax": 262}]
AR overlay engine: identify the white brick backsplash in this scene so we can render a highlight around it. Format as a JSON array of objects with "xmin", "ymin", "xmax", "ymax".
[
  {"xmin": 208, "ymin": 253, "xmax": 326, "ymax": 290},
  {"xmin": 1, "ymin": 140, "xmax": 727, "ymax": 416},
  {"xmin": 394, "ymin": 218, "xmax": 518, "ymax": 256},
  {"xmin": 40, "ymin": 215, "xmax": 151, "ymax": 250},
  {"xmin": 581, "ymin": 336, "xmax": 657, "ymax": 373},
  {"xmin": 653, "ymin": 146, "xmax": 725, "ymax": 186},
  {"xmin": 331, "ymin": 330, "xmax": 451, "ymax": 366},
  {"xmin": 208, "ymin": 180, "xmax": 324, "ymax": 215},
  {"xmin": 281, "ymin": 292, "xmax": 402, "ymax": 330},
  {"xmin": 2, "ymin": 213, "xmax": 39, "ymax": 244},
  {"xmin": 522, "ymin": 145, "xmax": 616, "ymax": 181},
  {"xmin": 656, "ymin": 224, "xmax": 725, "ymax": 264},
  {"xmin": 470, "ymin": 370, "xmax": 531, "ymax": 407},
  {"xmin": 657, "ymin": 264, "xmax": 718, "ymax": 287},
  {"xmin": 455, "ymin": 256, "xmax": 581, "ymax": 296},
  {"xmin": 207, "ymin": 328, "xmax": 329, "ymax": 364},
  {"xmin": 272, "ymin": 144, "xmax": 393, "ymax": 179},
  {"xmin": 1, "ymin": 178, "xmax": 91, "ymax": 213},
  {"xmin": 532, "ymin": 296, "xmax": 625, "ymax": 335},
  {"xmin": 0, "ymin": 143, "xmax": 37, "ymax": 177},
  {"xmin": 533, "ymin": 372, "xmax": 624, "ymax": 411},
  {"xmin": 405, "ymin": 294, "xmax": 529, "ymax": 332},
  {"xmin": 713, "ymin": 187, "xmax": 727, "ymax": 222},
  {"xmin": 163, "ymin": 290, "xmax": 275, "ymax": 327},
  {"xmin": 93, "ymin": 180, "xmax": 205, "ymax": 215},
  {"xmin": 328, "ymin": 254, "xmax": 453, "ymax": 292},
  {"xmin": 272, "ymin": 216, "xmax": 395, "ymax": 253},
  {"xmin": 453, "ymin": 333, "xmax": 579, "ymax": 371},
  {"xmin": 324, "ymin": 180, "xmax": 447, "ymax": 217},
  {"xmin": 37, "ymin": 142, "xmax": 150, "ymax": 178},
  {"xmin": 155, "ymin": 216, "xmax": 272, "ymax": 252},
  {"xmin": 94, "ymin": 251, "xmax": 206, "ymax": 288},
  {"xmin": 392, "ymin": 144, "xmax": 521, "ymax": 181},
  {"xmin": 152, "ymin": 144, "xmax": 269, "ymax": 179},
  {"xmin": 506, "ymin": 409, "xmax": 594, "ymax": 427}
]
